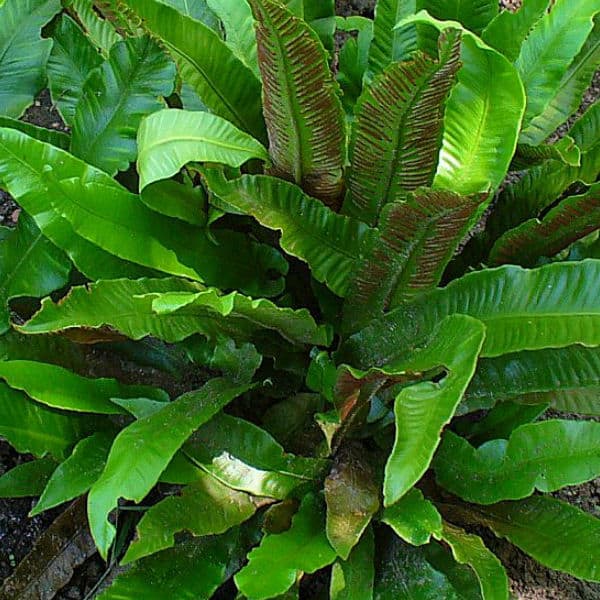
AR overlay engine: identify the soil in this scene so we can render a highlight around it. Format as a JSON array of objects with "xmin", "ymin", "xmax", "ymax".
[{"xmin": 0, "ymin": 2, "xmax": 599, "ymax": 599}]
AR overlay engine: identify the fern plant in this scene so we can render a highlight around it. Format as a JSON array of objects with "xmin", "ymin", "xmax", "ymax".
[{"xmin": 0, "ymin": 0, "xmax": 599, "ymax": 597}]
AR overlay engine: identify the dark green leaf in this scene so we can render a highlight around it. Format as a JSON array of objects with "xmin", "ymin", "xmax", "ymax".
[
  {"xmin": 120, "ymin": 0, "xmax": 266, "ymax": 142},
  {"xmin": 0, "ymin": 457, "xmax": 57, "ymax": 498},
  {"xmin": 47, "ymin": 14, "xmax": 103, "ymax": 125},
  {"xmin": 0, "ymin": 0, "xmax": 61, "ymax": 117},
  {"xmin": 69, "ymin": 0, "xmax": 120, "ymax": 55},
  {"xmin": 0, "ymin": 212, "xmax": 71, "ymax": 333},
  {"xmin": 418, "ymin": 0, "xmax": 498, "ymax": 35},
  {"xmin": 71, "ymin": 36, "xmax": 175, "ymax": 174},
  {"xmin": 0, "ymin": 116, "xmax": 70, "ymax": 149}
]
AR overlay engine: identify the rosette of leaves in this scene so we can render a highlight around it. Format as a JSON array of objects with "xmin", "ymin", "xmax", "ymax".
[{"xmin": 0, "ymin": 0, "xmax": 599, "ymax": 598}]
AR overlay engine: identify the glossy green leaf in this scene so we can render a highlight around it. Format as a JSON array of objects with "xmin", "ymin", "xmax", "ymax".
[
  {"xmin": 88, "ymin": 378, "xmax": 250, "ymax": 558},
  {"xmin": 0, "ymin": 0, "xmax": 61, "ymax": 117},
  {"xmin": 98, "ymin": 529, "xmax": 246, "ymax": 600},
  {"xmin": 325, "ymin": 453, "xmax": 380, "ymax": 559},
  {"xmin": 248, "ymin": 0, "xmax": 345, "ymax": 207},
  {"xmin": 344, "ymin": 31, "xmax": 461, "ymax": 225},
  {"xmin": 0, "ymin": 360, "xmax": 167, "ymax": 414},
  {"xmin": 120, "ymin": 0, "xmax": 266, "ymax": 142},
  {"xmin": 47, "ymin": 14, "xmax": 103, "ymax": 125},
  {"xmin": 342, "ymin": 190, "xmax": 485, "ymax": 333},
  {"xmin": 0, "ymin": 457, "xmax": 57, "ymax": 498},
  {"xmin": 0, "ymin": 383, "xmax": 95, "ymax": 459},
  {"xmin": 397, "ymin": 12, "xmax": 526, "ymax": 194},
  {"xmin": 339, "ymin": 260, "xmax": 600, "ymax": 365},
  {"xmin": 204, "ymin": 171, "xmax": 372, "ymax": 297},
  {"xmin": 0, "ymin": 129, "xmax": 286, "ymax": 292},
  {"xmin": 70, "ymin": 0, "xmax": 120, "ymax": 56},
  {"xmin": 418, "ymin": 0, "xmax": 497, "ymax": 34},
  {"xmin": 137, "ymin": 109, "xmax": 268, "ymax": 190},
  {"xmin": 437, "ymin": 522, "xmax": 508, "ymax": 600},
  {"xmin": 205, "ymin": 0, "xmax": 259, "ymax": 77},
  {"xmin": 481, "ymin": 0, "xmax": 547, "ymax": 61},
  {"xmin": 31, "ymin": 432, "xmax": 114, "ymax": 516},
  {"xmin": 175, "ymin": 413, "xmax": 329, "ymax": 499},
  {"xmin": 235, "ymin": 493, "xmax": 337, "ymax": 599},
  {"xmin": 0, "ymin": 116, "xmax": 70, "ymax": 149},
  {"xmin": 381, "ymin": 488, "xmax": 442, "ymax": 546},
  {"xmin": 435, "ymin": 420, "xmax": 600, "ymax": 504},
  {"xmin": 368, "ymin": 0, "xmax": 418, "ymax": 76},
  {"xmin": 330, "ymin": 526, "xmax": 375, "ymax": 600},
  {"xmin": 0, "ymin": 212, "xmax": 71, "ymax": 334},
  {"xmin": 71, "ymin": 36, "xmax": 175, "ymax": 175},
  {"xmin": 490, "ymin": 182, "xmax": 600, "ymax": 266},
  {"xmin": 160, "ymin": 0, "xmax": 220, "ymax": 27},
  {"xmin": 384, "ymin": 315, "xmax": 485, "ymax": 506},
  {"xmin": 463, "ymin": 345, "xmax": 600, "ymax": 415},
  {"xmin": 522, "ymin": 16, "xmax": 600, "ymax": 144},
  {"xmin": 516, "ymin": 0, "xmax": 599, "ymax": 141},
  {"xmin": 123, "ymin": 471, "xmax": 256, "ymax": 564},
  {"xmin": 511, "ymin": 136, "xmax": 581, "ymax": 170},
  {"xmin": 458, "ymin": 496, "xmax": 600, "ymax": 582}
]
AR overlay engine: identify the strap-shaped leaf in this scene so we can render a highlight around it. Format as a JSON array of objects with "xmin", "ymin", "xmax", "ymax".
[
  {"xmin": 0, "ymin": 116, "xmax": 70, "ymax": 150},
  {"xmin": 452, "ymin": 496, "xmax": 600, "ymax": 582},
  {"xmin": 122, "ymin": 471, "xmax": 256, "ymax": 564},
  {"xmin": 172, "ymin": 412, "xmax": 330, "ymax": 499},
  {"xmin": 0, "ymin": 383, "xmax": 95, "ymax": 459},
  {"xmin": 435, "ymin": 421, "xmax": 600, "ymax": 504},
  {"xmin": 489, "ymin": 182, "xmax": 600, "ymax": 266},
  {"xmin": 0, "ymin": 360, "xmax": 166, "ymax": 414},
  {"xmin": 235, "ymin": 493, "xmax": 337, "ymax": 599},
  {"xmin": 136, "ymin": 109, "xmax": 268, "ymax": 190},
  {"xmin": 151, "ymin": 289, "xmax": 331, "ymax": 346},
  {"xmin": 381, "ymin": 488, "xmax": 442, "ymax": 546},
  {"xmin": 205, "ymin": 0, "xmax": 260, "ymax": 77},
  {"xmin": 120, "ymin": 0, "xmax": 266, "ymax": 142},
  {"xmin": 88, "ymin": 378, "xmax": 250, "ymax": 558},
  {"xmin": 71, "ymin": 36, "xmax": 175, "ymax": 175},
  {"xmin": 248, "ymin": 0, "xmax": 346, "ymax": 207},
  {"xmin": 31, "ymin": 432, "xmax": 113, "ymax": 516},
  {"xmin": 522, "ymin": 16, "xmax": 600, "ymax": 145},
  {"xmin": 330, "ymin": 526, "xmax": 375, "ymax": 600},
  {"xmin": 342, "ymin": 190, "xmax": 485, "ymax": 333},
  {"xmin": 0, "ymin": 213, "xmax": 71, "ymax": 334},
  {"xmin": 0, "ymin": 0, "xmax": 61, "ymax": 117},
  {"xmin": 511, "ymin": 136, "xmax": 581, "ymax": 170},
  {"xmin": 19, "ymin": 278, "xmax": 328, "ymax": 348},
  {"xmin": 0, "ymin": 457, "xmax": 57, "ymax": 498},
  {"xmin": 338, "ymin": 260, "xmax": 600, "ymax": 366},
  {"xmin": 47, "ymin": 14, "xmax": 103, "ymax": 125},
  {"xmin": 516, "ymin": 0, "xmax": 599, "ymax": 142},
  {"xmin": 383, "ymin": 315, "xmax": 485, "ymax": 506},
  {"xmin": 481, "ymin": 0, "xmax": 547, "ymax": 62},
  {"xmin": 69, "ymin": 0, "xmax": 120, "ymax": 56},
  {"xmin": 398, "ymin": 12, "xmax": 526, "ymax": 194},
  {"xmin": 368, "ymin": 0, "xmax": 418, "ymax": 76},
  {"xmin": 98, "ymin": 529, "xmax": 245, "ymax": 600},
  {"xmin": 159, "ymin": 0, "xmax": 220, "ymax": 26},
  {"xmin": 463, "ymin": 345, "xmax": 600, "ymax": 416},
  {"xmin": 0, "ymin": 129, "xmax": 286, "ymax": 293},
  {"xmin": 419, "ymin": 0, "xmax": 498, "ymax": 35},
  {"xmin": 204, "ymin": 171, "xmax": 372, "ymax": 297},
  {"xmin": 436, "ymin": 523, "xmax": 509, "ymax": 600},
  {"xmin": 344, "ymin": 30, "xmax": 461, "ymax": 225}
]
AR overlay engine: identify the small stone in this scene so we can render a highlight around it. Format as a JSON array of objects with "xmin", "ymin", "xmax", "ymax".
[{"xmin": 10, "ymin": 209, "xmax": 21, "ymax": 223}]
